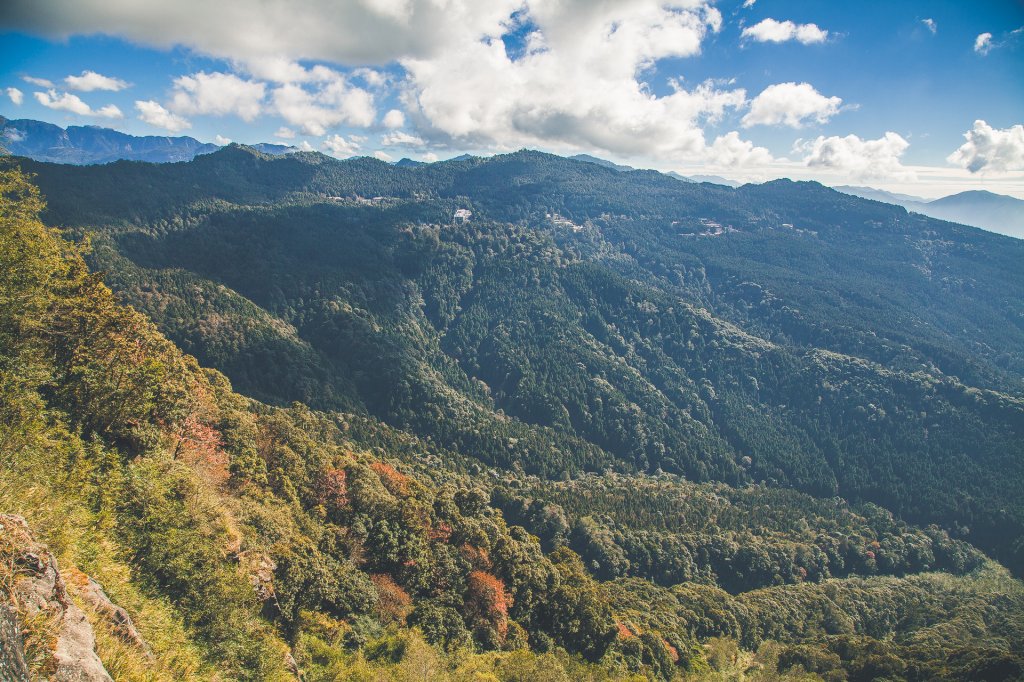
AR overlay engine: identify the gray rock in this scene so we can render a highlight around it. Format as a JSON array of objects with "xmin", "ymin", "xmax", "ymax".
[
  {"xmin": 0, "ymin": 603, "xmax": 30, "ymax": 682},
  {"xmin": 1, "ymin": 515, "xmax": 112, "ymax": 682}
]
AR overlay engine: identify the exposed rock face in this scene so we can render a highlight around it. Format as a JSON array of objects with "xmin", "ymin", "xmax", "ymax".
[
  {"xmin": 0, "ymin": 603, "xmax": 30, "ymax": 682},
  {"xmin": 80, "ymin": 578, "xmax": 154, "ymax": 661},
  {"xmin": 0, "ymin": 515, "xmax": 112, "ymax": 682}
]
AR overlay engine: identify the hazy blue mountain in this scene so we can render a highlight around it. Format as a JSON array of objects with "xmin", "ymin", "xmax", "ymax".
[
  {"xmin": 395, "ymin": 157, "xmax": 426, "ymax": 167},
  {"xmin": 923, "ymin": 190, "xmax": 1024, "ymax": 239},
  {"xmin": 680, "ymin": 173, "xmax": 741, "ymax": 187},
  {"xmin": 834, "ymin": 184, "xmax": 1024, "ymax": 239},
  {"xmin": 833, "ymin": 185, "xmax": 929, "ymax": 204},
  {"xmin": 570, "ymin": 153, "xmax": 637, "ymax": 172},
  {"xmin": 0, "ymin": 115, "xmax": 295, "ymax": 164}
]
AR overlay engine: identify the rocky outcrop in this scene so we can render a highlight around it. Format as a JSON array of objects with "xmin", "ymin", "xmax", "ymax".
[
  {"xmin": 79, "ymin": 578, "xmax": 154, "ymax": 661},
  {"xmin": 0, "ymin": 515, "xmax": 112, "ymax": 682},
  {"xmin": 0, "ymin": 603, "xmax": 30, "ymax": 682}
]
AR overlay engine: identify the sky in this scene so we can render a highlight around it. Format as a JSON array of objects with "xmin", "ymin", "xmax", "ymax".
[{"xmin": 1, "ymin": 0, "xmax": 1022, "ymax": 198}]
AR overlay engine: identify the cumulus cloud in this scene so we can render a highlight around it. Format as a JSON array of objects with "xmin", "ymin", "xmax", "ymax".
[
  {"xmin": 742, "ymin": 82, "xmax": 842, "ymax": 128},
  {"xmin": 381, "ymin": 130, "xmax": 425, "ymax": 147},
  {"xmin": 271, "ymin": 77, "xmax": 375, "ymax": 136},
  {"xmin": 742, "ymin": 18, "xmax": 829, "ymax": 44},
  {"xmin": 798, "ymin": 132, "xmax": 913, "ymax": 180},
  {"xmin": 215, "ymin": 134, "xmax": 231, "ymax": 145},
  {"xmin": 383, "ymin": 109, "xmax": 405, "ymax": 128},
  {"xmin": 34, "ymin": 89, "xmax": 123, "ymax": 118},
  {"xmin": 974, "ymin": 32, "xmax": 991, "ymax": 54},
  {"xmin": 322, "ymin": 133, "xmax": 360, "ymax": 157},
  {"xmin": 64, "ymin": 70, "xmax": 129, "ymax": 91},
  {"xmin": 170, "ymin": 72, "xmax": 265, "ymax": 121},
  {"xmin": 742, "ymin": 0, "xmax": 756, "ymax": 7},
  {"xmin": 135, "ymin": 99, "xmax": 191, "ymax": 131},
  {"xmin": 947, "ymin": 120, "xmax": 1024, "ymax": 174},
  {"xmin": 274, "ymin": 126, "xmax": 296, "ymax": 139},
  {"xmin": 974, "ymin": 32, "xmax": 993, "ymax": 54},
  {"xmin": 6, "ymin": 87, "xmax": 23, "ymax": 105},
  {"xmin": 922, "ymin": 18, "xmax": 936, "ymax": 35},
  {"xmin": 373, "ymin": 150, "xmax": 394, "ymax": 161},
  {"xmin": 399, "ymin": 2, "xmax": 755, "ymax": 161},
  {"xmin": 6, "ymin": 1, "xmax": 772, "ymax": 164},
  {"xmin": 707, "ymin": 131, "xmax": 773, "ymax": 167},
  {"xmin": 2, "ymin": 0, "xmax": 521, "ymax": 66}
]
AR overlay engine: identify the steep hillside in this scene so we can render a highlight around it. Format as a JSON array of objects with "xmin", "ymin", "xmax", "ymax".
[
  {"xmin": 3, "ymin": 165, "xmax": 1022, "ymax": 680},
  {"xmin": 7, "ymin": 147, "xmax": 1024, "ymax": 579}
]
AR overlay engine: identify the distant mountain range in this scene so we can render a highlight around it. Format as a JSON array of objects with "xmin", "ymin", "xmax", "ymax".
[
  {"xmin": 835, "ymin": 185, "xmax": 1024, "ymax": 239},
  {"xmin": 0, "ymin": 115, "xmax": 295, "ymax": 164},
  {"xmin": 571, "ymin": 153, "xmax": 741, "ymax": 187},
  {"xmin": 2, "ymin": 117, "xmax": 1018, "ymax": 238}
]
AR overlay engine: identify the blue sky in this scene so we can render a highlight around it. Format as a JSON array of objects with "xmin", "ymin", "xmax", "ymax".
[{"xmin": 1, "ymin": 0, "xmax": 1022, "ymax": 197}]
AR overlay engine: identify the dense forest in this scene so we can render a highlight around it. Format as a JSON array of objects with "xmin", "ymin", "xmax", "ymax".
[{"xmin": 1, "ymin": 149, "xmax": 1023, "ymax": 680}]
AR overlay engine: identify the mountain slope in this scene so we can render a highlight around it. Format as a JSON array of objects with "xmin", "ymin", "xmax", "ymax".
[
  {"xmin": 3, "ymin": 158, "xmax": 1024, "ymax": 680},
  {"xmin": 6, "ymin": 147, "xmax": 1024, "ymax": 578}
]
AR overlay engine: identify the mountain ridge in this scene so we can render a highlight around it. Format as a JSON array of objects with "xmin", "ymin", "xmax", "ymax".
[{"xmin": 8, "ymin": 145, "xmax": 1023, "ymax": 581}]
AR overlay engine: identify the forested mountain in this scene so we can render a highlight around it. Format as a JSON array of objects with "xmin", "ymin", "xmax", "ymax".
[{"xmin": 2, "ymin": 149, "xmax": 1023, "ymax": 680}]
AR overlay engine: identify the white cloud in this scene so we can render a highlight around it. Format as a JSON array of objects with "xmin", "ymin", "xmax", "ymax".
[
  {"xmin": 381, "ymin": 130, "xmax": 425, "ymax": 147},
  {"xmin": 974, "ymin": 32, "xmax": 993, "ymax": 54},
  {"xmin": 4, "ymin": 1, "xmax": 771, "ymax": 164},
  {"xmin": 271, "ymin": 76, "xmax": 375, "ymax": 135},
  {"xmin": 215, "ymin": 134, "xmax": 232, "ymax": 145},
  {"xmin": 170, "ymin": 71, "xmax": 265, "ymax": 121},
  {"xmin": 742, "ymin": 82, "xmax": 842, "ymax": 128},
  {"xmin": 95, "ymin": 104, "xmax": 124, "ymax": 118},
  {"xmin": 135, "ymin": 99, "xmax": 191, "ymax": 132},
  {"xmin": 383, "ymin": 109, "xmax": 405, "ymax": 128},
  {"xmin": 64, "ymin": 70, "xmax": 129, "ymax": 91},
  {"xmin": 400, "ymin": 2, "xmax": 750, "ymax": 161},
  {"xmin": 295, "ymin": 140, "xmax": 314, "ymax": 152},
  {"xmin": 742, "ymin": 0, "xmax": 756, "ymax": 7},
  {"xmin": 707, "ymin": 131, "xmax": 773, "ymax": 167},
  {"xmin": 947, "ymin": 120, "xmax": 1024, "ymax": 174},
  {"xmin": 798, "ymin": 132, "xmax": 913, "ymax": 180},
  {"xmin": 34, "ymin": 89, "xmax": 123, "ymax": 118},
  {"xmin": 322, "ymin": 133, "xmax": 360, "ymax": 157},
  {"xmin": 3, "ymin": 0, "xmax": 522, "ymax": 66},
  {"xmin": 22, "ymin": 76, "xmax": 53, "ymax": 88},
  {"xmin": 373, "ymin": 150, "xmax": 394, "ymax": 161},
  {"xmin": 922, "ymin": 18, "xmax": 936, "ymax": 35},
  {"xmin": 742, "ymin": 18, "xmax": 829, "ymax": 45},
  {"xmin": 274, "ymin": 126, "xmax": 296, "ymax": 139},
  {"xmin": 6, "ymin": 87, "xmax": 23, "ymax": 105}
]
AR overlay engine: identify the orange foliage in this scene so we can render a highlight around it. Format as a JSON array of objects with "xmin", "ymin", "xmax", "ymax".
[
  {"xmin": 662, "ymin": 639, "xmax": 679, "ymax": 663},
  {"xmin": 370, "ymin": 573, "xmax": 412, "ymax": 624},
  {"xmin": 316, "ymin": 467, "xmax": 348, "ymax": 514},
  {"xmin": 467, "ymin": 570, "xmax": 512, "ymax": 640},
  {"xmin": 371, "ymin": 461, "xmax": 411, "ymax": 497},
  {"xmin": 173, "ymin": 412, "xmax": 229, "ymax": 485},
  {"xmin": 616, "ymin": 622, "xmax": 637, "ymax": 640},
  {"xmin": 428, "ymin": 521, "xmax": 452, "ymax": 542},
  {"xmin": 460, "ymin": 544, "xmax": 491, "ymax": 570}
]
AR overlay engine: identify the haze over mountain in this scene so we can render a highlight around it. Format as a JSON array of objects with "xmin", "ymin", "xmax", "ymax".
[
  {"xmin": 0, "ymin": 115, "xmax": 295, "ymax": 164},
  {"xmin": 835, "ymin": 184, "xmax": 1024, "ymax": 239}
]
